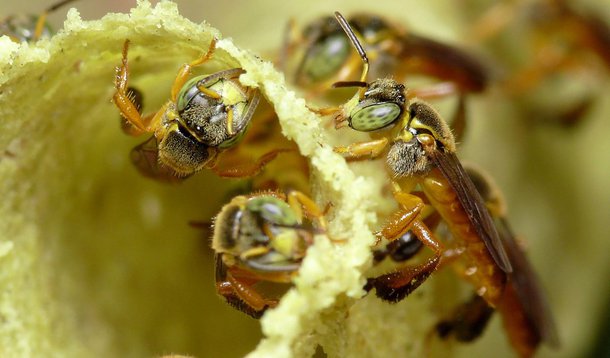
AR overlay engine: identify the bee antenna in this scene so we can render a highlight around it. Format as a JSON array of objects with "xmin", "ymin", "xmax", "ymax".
[
  {"xmin": 46, "ymin": 0, "xmax": 78, "ymax": 12},
  {"xmin": 334, "ymin": 11, "xmax": 369, "ymax": 94},
  {"xmin": 332, "ymin": 80, "xmax": 368, "ymax": 89}
]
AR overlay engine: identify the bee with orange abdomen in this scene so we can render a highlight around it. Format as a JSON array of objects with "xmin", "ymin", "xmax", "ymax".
[
  {"xmin": 469, "ymin": 0, "xmax": 610, "ymax": 126},
  {"xmin": 316, "ymin": 12, "xmax": 511, "ymax": 306},
  {"xmin": 431, "ymin": 166, "xmax": 559, "ymax": 357}
]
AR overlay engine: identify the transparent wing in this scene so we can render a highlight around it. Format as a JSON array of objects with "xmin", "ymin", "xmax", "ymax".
[
  {"xmin": 498, "ymin": 218, "xmax": 560, "ymax": 347},
  {"xmin": 130, "ymin": 136, "xmax": 190, "ymax": 183},
  {"xmin": 431, "ymin": 151, "xmax": 512, "ymax": 272}
]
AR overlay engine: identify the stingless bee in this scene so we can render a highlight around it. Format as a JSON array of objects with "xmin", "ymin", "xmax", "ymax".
[
  {"xmin": 433, "ymin": 166, "xmax": 559, "ymax": 357},
  {"xmin": 472, "ymin": 0, "xmax": 610, "ymax": 68},
  {"xmin": 0, "ymin": 0, "xmax": 78, "ymax": 43},
  {"xmin": 212, "ymin": 191, "xmax": 326, "ymax": 318},
  {"xmin": 284, "ymin": 13, "xmax": 489, "ymax": 100},
  {"xmin": 469, "ymin": 0, "xmax": 610, "ymax": 126},
  {"xmin": 320, "ymin": 12, "xmax": 512, "ymax": 306},
  {"xmin": 212, "ymin": 189, "xmax": 436, "ymax": 318},
  {"xmin": 113, "ymin": 39, "xmax": 287, "ymax": 181},
  {"xmin": 363, "ymin": 163, "xmax": 559, "ymax": 356}
]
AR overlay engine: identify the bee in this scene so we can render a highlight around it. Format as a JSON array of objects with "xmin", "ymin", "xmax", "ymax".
[
  {"xmin": 469, "ymin": 0, "xmax": 610, "ymax": 126},
  {"xmin": 212, "ymin": 191, "xmax": 326, "ymax": 318},
  {"xmin": 213, "ymin": 190, "xmax": 436, "ymax": 318},
  {"xmin": 323, "ymin": 12, "xmax": 512, "ymax": 307},
  {"xmin": 433, "ymin": 166, "xmax": 559, "ymax": 357},
  {"xmin": 0, "ymin": 0, "xmax": 78, "ymax": 43},
  {"xmin": 472, "ymin": 0, "xmax": 610, "ymax": 67},
  {"xmin": 285, "ymin": 13, "xmax": 489, "ymax": 100},
  {"xmin": 113, "ymin": 39, "xmax": 287, "ymax": 181},
  {"xmin": 364, "ymin": 163, "xmax": 559, "ymax": 356}
]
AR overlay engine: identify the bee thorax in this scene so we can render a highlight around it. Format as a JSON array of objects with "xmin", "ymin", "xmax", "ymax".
[{"xmin": 387, "ymin": 139, "xmax": 431, "ymax": 177}]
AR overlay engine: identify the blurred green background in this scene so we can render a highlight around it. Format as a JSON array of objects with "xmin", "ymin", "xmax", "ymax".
[{"xmin": 1, "ymin": 0, "xmax": 609, "ymax": 357}]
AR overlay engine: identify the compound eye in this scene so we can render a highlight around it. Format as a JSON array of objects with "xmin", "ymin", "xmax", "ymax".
[
  {"xmin": 176, "ymin": 75, "xmax": 211, "ymax": 112},
  {"xmin": 302, "ymin": 34, "xmax": 351, "ymax": 82},
  {"xmin": 217, "ymin": 119, "xmax": 249, "ymax": 149},
  {"xmin": 350, "ymin": 102, "xmax": 401, "ymax": 131},
  {"xmin": 246, "ymin": 197, "xmax": 298, "ymax": 226}
]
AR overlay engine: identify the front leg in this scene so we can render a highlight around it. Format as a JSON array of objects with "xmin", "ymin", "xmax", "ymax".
[
  {"xmin": 408, "ymin": 81, "xmax": 458, "ymax": 100},
  {"xmin": 434, "ymin": 294, "xmax": 495, "ymax": 342},
  {"xmin": 368, "ymin": 220, "xmax": 444, "ymax": 302},
  {"xmin": 287, "ymin": 190, "xmax": 327, "ymax": 229},
  {"xmin": 113, "ymin": 39, "xmax": 162, "ymax": 135},
  {"xmin": 170, "ymin": 38, "xmax": 218, "ymax": 102},
  {"xmin": 334, "ymin": 137, "xmax": 389, "ymax": 161},
  {"xmin": 374, "ymin": 195, "xmax": 424, "ymax": 245},
  {"xmin": 210, "ymin": 148, "xmax": 293, "ymax": 178},
  {"xmin": 367, "ymin": 186, "xmax": 444, "ymax": 302},
  {"xmin": 215, "ymin": 255, "xmax": 277, "ymax": 319}
]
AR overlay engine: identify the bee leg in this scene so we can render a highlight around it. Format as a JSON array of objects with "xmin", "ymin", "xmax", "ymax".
[
  {"xmin": 533, "ymin": 95, "xmax": 595, "ymax": 127},
  {"xmin": 33, "ymin": 10, "xmax": 50, "ymax": 41},
  {"xmin": 375, "ymin": 194, "xmax": 424, "ymax": 244},
  {"xmin": 367, "ymin": 254, "xmax": 440, "ymax": 302},
  {"xmin": 372, "ymin": 228, "xmax": 426, "ymax": 264},
  {"xmin": 278, "ymin": 17, "xmax": 298, "ymax": 73},
  {"xmin": 113, "ymin": 40, "xmax": 165, "ymax": 135},
  {"xmin": 372, "ymin": 210, "xmax": 442, "ymax": 264},
  {"xmin": 334, "ymin": 137, "xmax": 389, "ymax": 161},
  {"xmin": 467, "ymin": 1, "xmax": 518, "ymax": 43},
  {"xmin": 575, "ymin": 10, "xmax": 610, "ymax": 68},
  {"xmin": 408, "ymin": 81, "xmax": 458, "ymax": 101},
  {"xmin": 501, "ymin": 45, "xmax": 572, "ymax": 95},
  {"xmin": 307, "ymin": 105, "xmax": 348, "ymax": 129},
  {"xmin": 113, "ymin": 39, "xmax": 145, "ymax": 133},
  {"xmin": 215, "ymin": 257, "xmax": 277, "ymax": 318},
  {"xmin": 33, "ymin": 0, "xmax": 78, "ymax": 40},
  {"xmin": 210, "ymin": 148, "xmax": 292, "ymax": 178},
  {"xmin": 369, "ymin": 193, "xmax": 439, "ymax": 300},
  {"xmin": 504, "ymin": 50, "xmax": 596, "ymax": 127},
  {"xmin": 170, "ymin": 38, "xmax": 218, "ymax": 102},
  {"xmin": 216, "ymin": 275, "xmax": 276, "ymax": 319},
  {"xmin": 225, "ymin": 107, "xmax": 235, "ymax": 136},
  {"xmin": 368, "ymin": 220, "xmax": 443, "ymax": 302},
  {"xmin": 286, "ymin": 191, "xmax": 327, "ymax": 229},
  {"xmin": 119, "ymin": 86, "xmax": 145, "ymax": 136},
  {"xmin": 434, "ymin": 294, "xmax": 495, "ymax": 342},
  {"xmin": 309, "ymin": 105, "xmax": 342, "ymax": 116}
]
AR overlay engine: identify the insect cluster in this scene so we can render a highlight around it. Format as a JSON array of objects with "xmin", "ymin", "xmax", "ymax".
[
  {"xmin": 103, "ymin": 2, "xmax": 607, "ymax": 357},
  {"xmin": 5, "ymin": 0, "xmax": 610, "ymax": 357},
  {"xmin": 105, "ymin": 7, "xmax": 574, "ymax": 357}
]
